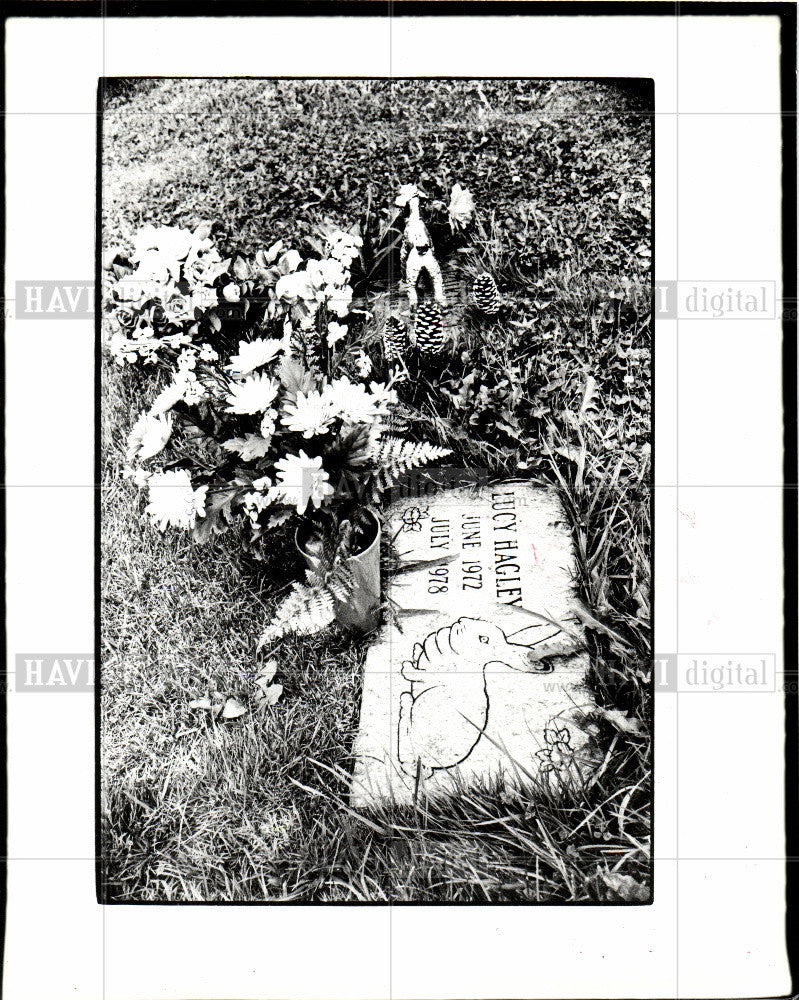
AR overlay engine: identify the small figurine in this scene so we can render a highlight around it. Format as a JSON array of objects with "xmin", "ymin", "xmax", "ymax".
[{"xmin": 395, "ymin": 184, "xmax": 447, "ymax": 309}]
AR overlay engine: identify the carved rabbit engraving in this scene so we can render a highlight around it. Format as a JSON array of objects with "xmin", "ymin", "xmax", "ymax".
[{"xmin": 397, "ymin": 617, "xmax": 553, "ymax": 777}]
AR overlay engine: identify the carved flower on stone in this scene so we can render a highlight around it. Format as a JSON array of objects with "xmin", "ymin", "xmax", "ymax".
[
  {"xmin": 535, "ymin": 725, "xmax": 575, "ymax": 775},
  {"xmin": 400, "ymin": 506, "xmax": 430, "ymax": 532}
]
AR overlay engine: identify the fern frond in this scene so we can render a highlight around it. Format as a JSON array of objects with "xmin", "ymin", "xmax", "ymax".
[
  {"xmin": 327, "ymin": 560, "xmax": 355, "ymax": 602},
  {"xmin": 371, "ymin": 436, "xmax": 452, "ymax": 492},
  {"xmin": 327, "ymin": 576, "xmax": 352, "ymax": 603},
  {"xmin": 257, "ymin": 582, "xmax": 336, "ymax": 649}
]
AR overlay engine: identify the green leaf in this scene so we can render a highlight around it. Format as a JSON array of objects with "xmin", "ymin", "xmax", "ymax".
[
  {"xmin": 192, "ymin": 487, "xmax": 240, "ymax": 543},
  {"xmin": 595, "ymin": 706, "xmax": 644, "ymax": 736},
  {"xmin": 262, "ymin": 683, "xmax": 283, "ymax": 706},
  {"xmin": 589, "ymin": 868, "xmax": 649, "ymax": 903},
  {"xmin": 255, "ymin": 660, "xmax": 278, "ymax": 688},
  {"xmin": 222, "ymin": 435, "xmax": 271, "ymax": 461},
  {"xmin": 232, "ymin": 256, "xmax": 250, "ymax": 281},
  {"xmin": 277, "ymin": 354, "xmax": 315, "ymax": 398},
  {"xmin": 221, "ymin": 697, "xmax": 247, "ymax": 719}
]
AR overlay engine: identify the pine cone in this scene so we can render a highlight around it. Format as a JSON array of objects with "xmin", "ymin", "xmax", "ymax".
[
  {"xmin": 414, "ymin": 302, "xmax": 445, "ymax": 355},
  {"xmin": 472, "ymin": 272, "xmax": 502, "ymax": 315},
  {"xmin": 383, "ymin": 315, "xmax": 408, "ymax": 364}
]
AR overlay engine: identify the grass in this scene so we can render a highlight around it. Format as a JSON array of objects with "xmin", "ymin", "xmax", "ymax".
[{"xmin": 101, "ymin": 79, "xmax": 652, "ymax": 902}]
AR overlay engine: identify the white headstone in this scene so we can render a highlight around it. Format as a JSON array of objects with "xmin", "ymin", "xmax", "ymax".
[{"xmin": 351, "ymin": 483, "xmax": 597, "ymax": 808}]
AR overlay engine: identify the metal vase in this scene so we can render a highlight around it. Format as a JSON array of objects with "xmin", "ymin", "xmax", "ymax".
[{"xmin": 296, "ymin": 510, "xmax": 381, "ymax": 632}]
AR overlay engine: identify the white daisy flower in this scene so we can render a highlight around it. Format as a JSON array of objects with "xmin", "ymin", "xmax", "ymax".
[
  {"xmin": 122, "ymin": 466, "xmax": 152, "ymax": 488},
  {"xmin": 126, "ymin": 412, "xmax": 173, "ymax": 463},
  {"xmin": 260, "ymin": 408, "xmax": 278, "ymax": 439},
  {"xmin": 326, "ymin": 378, "xmax": 377, "ymax": 424},
  {"xmin": 145, "ymin": 470, "xmax": 208, "ymax": 531},
  {"xmin": 227, "ymin": 337, "xmax": 284, "ymax": 376},
  {"xmin": 368, "ymin": 380, "xmax": 399, "ymax": 413},
  {"xmin": 326, "ymin": 321, "xmax": 348, "ymax": 348},
  {"xmin": 273, "ymin": 451, "xmax": 334, "ymax": 514},
  {"xmin": 226, "ymin": 373, "xmax": 280, "ymax": 414},
  {"xmin": 282, "ymin": 389, "xmax": 336, "ymax": 438}
]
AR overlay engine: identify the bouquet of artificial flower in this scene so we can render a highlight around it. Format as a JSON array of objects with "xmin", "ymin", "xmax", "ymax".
[{"xmin": 108, "ymin": 222, "xmax": 450, "ymax": 645}]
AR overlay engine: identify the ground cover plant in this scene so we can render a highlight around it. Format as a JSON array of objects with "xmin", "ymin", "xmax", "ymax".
[{"xmin": 101, "ymin": 79, "xmax": 652, "ymax": 902}]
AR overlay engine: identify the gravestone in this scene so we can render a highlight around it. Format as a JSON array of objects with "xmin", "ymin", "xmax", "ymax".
[{"xmin": 351, "ymin": 482, "xmax": 597, "ymax": 809}]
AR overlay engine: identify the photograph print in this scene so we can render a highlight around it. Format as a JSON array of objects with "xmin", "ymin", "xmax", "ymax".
[{"xmin": 99, "ymin": 78, "xmax": 653, "ymax": 903}]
